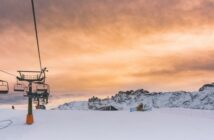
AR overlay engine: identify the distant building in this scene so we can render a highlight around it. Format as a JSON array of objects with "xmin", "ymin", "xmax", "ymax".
[{"xmin": 98, "ymin": 106, "xmax": 118, "ymax": 111}]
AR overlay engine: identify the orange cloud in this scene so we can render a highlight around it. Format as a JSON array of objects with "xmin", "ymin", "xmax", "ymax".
[{"xmin": 0, "ymin": 0, "xmax": 214, "ymax": 98}]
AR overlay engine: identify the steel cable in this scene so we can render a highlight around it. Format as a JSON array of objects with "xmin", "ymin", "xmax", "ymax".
[
  {"xmin": 0, "ymin": 70, "xmax": 16, "ymax": 77},
  {"xmin": 31, "ymin": 0, "xmax": 42, "ymax": 70}
]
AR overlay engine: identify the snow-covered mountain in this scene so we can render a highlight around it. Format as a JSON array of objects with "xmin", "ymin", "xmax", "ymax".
[{"xmin": 56, "ymin": 83, "xmax": 214, "ymax": 110}]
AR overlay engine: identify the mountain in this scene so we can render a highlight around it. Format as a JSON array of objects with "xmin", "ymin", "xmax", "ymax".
[{"xmin": 56, "ymin": 83, "xmax": 214, "ymax": 110}]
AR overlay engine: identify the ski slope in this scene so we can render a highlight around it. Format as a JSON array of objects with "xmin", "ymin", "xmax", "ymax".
[{"xmin": 0, "ymin": 109, "xmax": 214, "ymax": 140}]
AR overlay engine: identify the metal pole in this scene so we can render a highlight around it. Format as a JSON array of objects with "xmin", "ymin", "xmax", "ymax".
[
  {"xmin": 26, "ymin": 82, "xmax": 34, "ymax": 124},
  {"xmin": 37, "ymin": 97, "xmax": 40, "ymax": 109}
]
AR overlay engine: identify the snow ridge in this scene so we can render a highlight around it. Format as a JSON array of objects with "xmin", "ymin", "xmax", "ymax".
[{"xmin": 56, "ymin": 83, "xmax": 214, "ymax": 110}]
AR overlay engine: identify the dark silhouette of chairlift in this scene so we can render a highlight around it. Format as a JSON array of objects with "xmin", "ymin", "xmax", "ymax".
[{"xmin": 0, "ymin": 80, "xmax": 9, "ymax": 94}]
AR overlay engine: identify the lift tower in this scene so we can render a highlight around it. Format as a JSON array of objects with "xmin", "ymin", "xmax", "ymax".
[{"xmin": 17, "ymin": 68, "xmax": 47, "ymax": 124}]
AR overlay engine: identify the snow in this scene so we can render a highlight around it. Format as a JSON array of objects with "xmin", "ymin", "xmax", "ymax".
[
  {"xmin": 2, "ymin": 83, "xmax": 214, "ymax": 140},
  {"xmin": 57, "ymin": 101, "xmax": 88, "ymax": 110},
  {"xmin": 81, "ymin": 83, "xmax": 214, "ymax": 111},
  {"xmin": 1, "ymin": 109, "xmax": 214, "ymax": 140}
]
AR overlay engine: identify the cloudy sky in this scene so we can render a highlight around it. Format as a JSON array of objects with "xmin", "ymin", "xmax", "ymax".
[{"xmin": 0, "ymin": 0, "xmax": 214, "ymax": 98}]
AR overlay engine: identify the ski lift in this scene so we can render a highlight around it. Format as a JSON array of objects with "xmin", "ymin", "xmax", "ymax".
[
  {"xmin": 0, "ymin": 80, "xmax": 9, "ymax": 94},
  {"xmin": 14, "ymin": 81, "xmax": 25, "ymax": 92}
]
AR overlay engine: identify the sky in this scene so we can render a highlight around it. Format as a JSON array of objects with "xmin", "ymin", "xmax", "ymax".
[{"xmin": 0, "ymin": 0, "xmax": 214, "ymax": 98}]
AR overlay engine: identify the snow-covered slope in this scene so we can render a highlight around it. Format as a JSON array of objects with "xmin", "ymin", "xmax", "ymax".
[
  {"xmin": 1, "ymin": 109, "xmax": 214, "ymax": 140},
  {"xmin": 56, "ymin": 83, "xmax": 214, "ymax": 110}
]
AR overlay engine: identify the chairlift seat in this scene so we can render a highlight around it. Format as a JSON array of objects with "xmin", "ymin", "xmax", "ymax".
[
  {"xmin": 36, "ymin": 84, "xmax": 50, "ymax": 94},
  {"xmin": 14, "ymin": 83, "xmax": 25, "ymax": 92},
  {"xmin": 0, "ymin": 80, "xmax": 9, "ymax": 94}
]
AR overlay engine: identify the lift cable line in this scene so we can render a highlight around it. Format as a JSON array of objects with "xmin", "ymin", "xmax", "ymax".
[
  {"xmin": 31, "ymin": 0, "xmax": 42, "ymax": 70},
  {"xmin": 0, "ymin": 70, "xmax": 16, "ymax": 77}
]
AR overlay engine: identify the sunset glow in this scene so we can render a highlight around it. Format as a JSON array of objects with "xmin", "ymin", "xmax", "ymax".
[{"xmin": 0, "ymin": 0, "xmax": 214, "ymax": 98}]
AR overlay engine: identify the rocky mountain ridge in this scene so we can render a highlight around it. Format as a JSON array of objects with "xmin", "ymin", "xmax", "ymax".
[{"xmin": 57, "ymin": 83, "xmax": 214, "ymax": 110}]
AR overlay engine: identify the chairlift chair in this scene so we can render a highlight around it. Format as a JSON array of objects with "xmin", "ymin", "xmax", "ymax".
[
  {"xmin": 0, "ymin": 80, "xmax": 9, "ymax": 94},
  {"xmin": 36, "ymin": 83, "xmax": 50, "ymax": 94},
  {"xmin": 14, "ymin": 82, "xmax": 25, "ymax": 92},
  {"xmin": 36, "ymin": 83, "xmax": 50, "ymax": 104}
]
